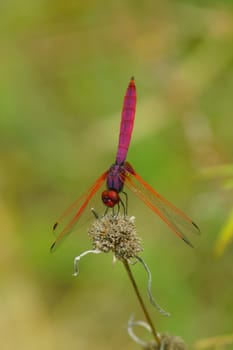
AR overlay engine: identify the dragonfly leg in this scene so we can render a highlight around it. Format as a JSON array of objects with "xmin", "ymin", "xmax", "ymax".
[
  {"xmin": 121, "ymin": 191, "xmax": 128, "ymax": 215},
  {"xmin": 111, "ymin": 203, "xmax": 119, "ymax": 217},
  {"xmin": 116, "ymin": 202, "xmax": 120, "ymax": 216},
  {"xmin": 104, "ymin": 207, "xmax": 109, "ymax": 216},
  {"xmin": 91, "ymin": 208, "xmax": 100, "ymax": 219},
  {"xmin": 119, "ymin": 197, "xmax": 126, "ymax": 216}
]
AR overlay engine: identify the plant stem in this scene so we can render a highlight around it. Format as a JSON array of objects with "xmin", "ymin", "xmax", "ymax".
[{"xmin": 123, "ymin": 259, "xmax": 161, "ymax": 347}]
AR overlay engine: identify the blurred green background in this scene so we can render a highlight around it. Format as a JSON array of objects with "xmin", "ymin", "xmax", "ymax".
[{"xmin": 1, "ymin": 1, "xmax": 233, "ymax": 349}]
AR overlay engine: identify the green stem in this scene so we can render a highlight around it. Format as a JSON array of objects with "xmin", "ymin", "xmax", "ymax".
[{"xmin": 123, "ymin": 259, "xmax": 161, "ymax": 348}]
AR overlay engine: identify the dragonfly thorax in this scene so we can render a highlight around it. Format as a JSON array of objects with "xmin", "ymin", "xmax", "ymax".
[
  {"xmin": 102, "ymin": 190, "xmax": 120, "ymax": 207},
  {"xmin": 106, "ymin": 163, "xmax": 126, "ymax": 193}
]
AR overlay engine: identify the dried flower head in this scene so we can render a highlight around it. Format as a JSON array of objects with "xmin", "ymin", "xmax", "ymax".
[
  {"xmin": 128, "ymin": 317, "xmax": 187, "ymax": 350},
  {"xmin": 159, "ymin": 334, "xmax": 187, "ymax": 350},
  {"xmin": 143, "ymin": 336, "xmax": 187, "ymax": 350},
  {"xmin": 88, "ymin": 213, "xmax": 143, "ymax": 261}
]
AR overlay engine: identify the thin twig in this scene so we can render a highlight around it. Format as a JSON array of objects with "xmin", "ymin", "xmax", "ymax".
[{"xmin": 123, "ymin": 259, "xmax": 161, "ymax": 348}]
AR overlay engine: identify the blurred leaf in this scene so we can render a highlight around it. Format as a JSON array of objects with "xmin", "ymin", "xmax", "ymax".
[
  {"xmin": 214, "ymin": 208, "xmax": 233, "ymax": 256},
  {"xmin": 194, "ymin": 333, "xmax": 233, "ymax": 349},
  {"xmin": 201, "ymin": 164, "xmax": 233, "ymax": 180},
  {"xmin": 201, "ymin": 164, "xmax": 233, "ymax": 188},
  {"xmin": 223, "ymin": 178, "xmax": 233, "ymax": 190}
]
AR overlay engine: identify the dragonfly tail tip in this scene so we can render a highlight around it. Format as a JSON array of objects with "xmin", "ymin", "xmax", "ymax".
[{"xmin": 129, "ymin": 76, "xmax": 135, "ymax": 85}]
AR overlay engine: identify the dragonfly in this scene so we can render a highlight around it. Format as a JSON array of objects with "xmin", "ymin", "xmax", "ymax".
[{"xmin": 51, "ymin": 77, "xmax": 200, "ymax": 251}]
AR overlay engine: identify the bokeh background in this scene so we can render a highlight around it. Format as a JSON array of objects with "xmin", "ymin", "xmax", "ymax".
[{"xmin": 1, "ymin": 1, "xmax": 233, "ymax": 349}]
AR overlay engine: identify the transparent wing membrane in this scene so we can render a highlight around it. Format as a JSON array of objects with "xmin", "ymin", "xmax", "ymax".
[
  {"xmin": 124, "ymin": 167, "xmax": 200, "ymax": 247},
  {"xmin": 51, "ymin": 172, "xmax": 107, "ymax": 251}
]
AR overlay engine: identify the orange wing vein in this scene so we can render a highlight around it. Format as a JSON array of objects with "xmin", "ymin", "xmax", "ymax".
[
  {"xmin": 124, "ymin": 165, "xmax": 200, "ymax": 247},
  {"xmin": 51, "ymin": 171, "xmax": 108, "ymax": 252}
]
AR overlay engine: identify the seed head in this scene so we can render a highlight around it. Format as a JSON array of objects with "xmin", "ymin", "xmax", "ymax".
[{"xmin": 88, "ymin": 214, "xmax": 143, "ymax": 261}]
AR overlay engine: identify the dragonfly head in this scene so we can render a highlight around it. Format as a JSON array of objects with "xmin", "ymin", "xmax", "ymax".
[{"xmin": 102, "ymin": 190, "xmax": 120, "ymax": 208}]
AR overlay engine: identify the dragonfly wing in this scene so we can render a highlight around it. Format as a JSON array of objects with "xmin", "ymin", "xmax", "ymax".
[
  {"xmin": 124, "ymin": 166, "xmax": 200, "ymax": 247},
  {"xmin": 51, "ymin": 171, "xmax": 108, "ymax": 252}
]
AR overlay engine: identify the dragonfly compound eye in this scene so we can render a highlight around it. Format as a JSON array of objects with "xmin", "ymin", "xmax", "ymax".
[{"xmin": 102, "ymin": 190, "xmax": 120, "ymax": 207}]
